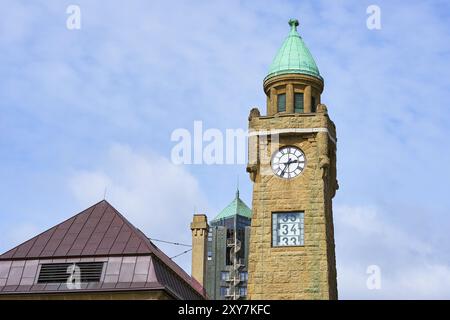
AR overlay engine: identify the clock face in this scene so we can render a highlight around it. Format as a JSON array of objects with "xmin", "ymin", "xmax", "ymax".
[{"xmin": 271, "ymin": 146, "xmax": 306, "ymax": 179}]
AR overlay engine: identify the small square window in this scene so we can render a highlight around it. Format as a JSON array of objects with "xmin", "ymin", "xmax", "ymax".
[
  {"xmin": 277, "ymin": 94, "xmax": 286, "ymax": 112},
  {"xmin": 240, "ymin": 272, "xmax": 248, "ymax": 281},
  {"xmin": 220, "ymin": 286, "xmax": 229, "ymax": 297},
  {"xmin": 239, "ymin": 287, "xmax": 247, "ymax": 296},
  {"xmin": 221, "ymin": 271, "xmax": 230, "ymax": 281},
  {"xmin": 272, "ymin": 212, "xmax": 304, "ymax": 247}
]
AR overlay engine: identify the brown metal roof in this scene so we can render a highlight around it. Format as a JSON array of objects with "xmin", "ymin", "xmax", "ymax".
[
  {"xmin": 0, "ymin": 200, "xmax": 206, "ymax": 299},
  {"xmin": 0, "ymin": 200, "xmax": 153, "ymax": 260}
]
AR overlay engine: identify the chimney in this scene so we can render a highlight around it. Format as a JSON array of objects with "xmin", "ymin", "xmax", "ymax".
[{"xmin": 190, "ymin": 214, "xmax": 209, "ymax": 286}]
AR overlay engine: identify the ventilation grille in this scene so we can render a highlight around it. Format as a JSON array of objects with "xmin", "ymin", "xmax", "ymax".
[{"xmin": 37, "ymin": 262, "xmax": 104, "ymax": 284}]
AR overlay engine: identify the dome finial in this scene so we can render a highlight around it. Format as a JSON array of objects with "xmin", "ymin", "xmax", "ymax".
[
  {"xmin": 265, "ymin": 17, "xmax": 322, "ymax": 81},
  {"xmin": 289, "ymin": 18, "xmax": 299, "ymax": 31}
]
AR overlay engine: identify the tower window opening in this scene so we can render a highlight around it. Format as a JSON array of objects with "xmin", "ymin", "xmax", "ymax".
[
  {"xmin": 294, "ymin": 93, "xmax": 304, "ymax": 113},
  {"xmin": 277, "ymin": 93, "xmax": 286, "ymax": 112}
]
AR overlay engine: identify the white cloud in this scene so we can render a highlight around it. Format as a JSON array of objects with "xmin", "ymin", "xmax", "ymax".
[
  {"xmin": 69, "ymin": 144, "xmax": 208, "ymax": 271},
  {"xmin": 335, "ymin": 205, "xmax": 450, "ymax": 299}
]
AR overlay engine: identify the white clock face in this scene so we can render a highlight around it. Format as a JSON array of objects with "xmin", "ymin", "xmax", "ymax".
[{"xmin": 271, "ymin": 146, "xmax": 306, "ymax": 179}]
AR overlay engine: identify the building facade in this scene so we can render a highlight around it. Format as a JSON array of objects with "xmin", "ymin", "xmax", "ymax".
[
  {"xmin": 246, "ymin": 19, "xmax": 338, "ymax": 299},
  {"xmin": 192, "ymin": 190, "xmax": 252, "ymax": 300}
]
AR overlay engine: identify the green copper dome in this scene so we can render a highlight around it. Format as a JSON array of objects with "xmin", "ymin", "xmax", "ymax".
[
  {"xmin": 211, "ymin": 190, "xmax": 252, "ymax": 222},
  {"xmin": 266, "ymin": 19, "xmax": 322, "ymax": 81}
]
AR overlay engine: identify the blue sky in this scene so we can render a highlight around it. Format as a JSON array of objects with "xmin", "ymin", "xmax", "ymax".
[{"xmin": 1, "ymin": 0, "xmax": 450, "ymax": 299}]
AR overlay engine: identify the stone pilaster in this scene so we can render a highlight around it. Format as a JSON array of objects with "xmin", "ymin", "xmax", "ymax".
[{"xmin": 304, "ymin": 85, "xmax": 312, "ymax": 113}]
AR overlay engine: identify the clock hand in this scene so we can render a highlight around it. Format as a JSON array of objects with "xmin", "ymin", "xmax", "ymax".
[
  {"xmin": 280, "ymin": 158, "xmax": 302, "ymax": 176},
  {"xmin": 281, "ymin": 158, "xmax": 291, "ymax": 175},
  {"xmin": 281, "ymin": 158, "xmax": 298, "ymax": 166}
]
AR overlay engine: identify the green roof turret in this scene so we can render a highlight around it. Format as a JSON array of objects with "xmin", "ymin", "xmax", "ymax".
[
  {"xmin": 211, "ymin": 189, "xmax": 252, "ymax": 222},
  {"xmin": 266, "ymin": 19, "xmax": 322, "ymax": 81}
]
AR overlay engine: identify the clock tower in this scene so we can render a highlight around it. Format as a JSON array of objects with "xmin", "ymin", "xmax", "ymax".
[{"xmin": 246, "ymin": 19, "xmax": 338, "ymax": 299}]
